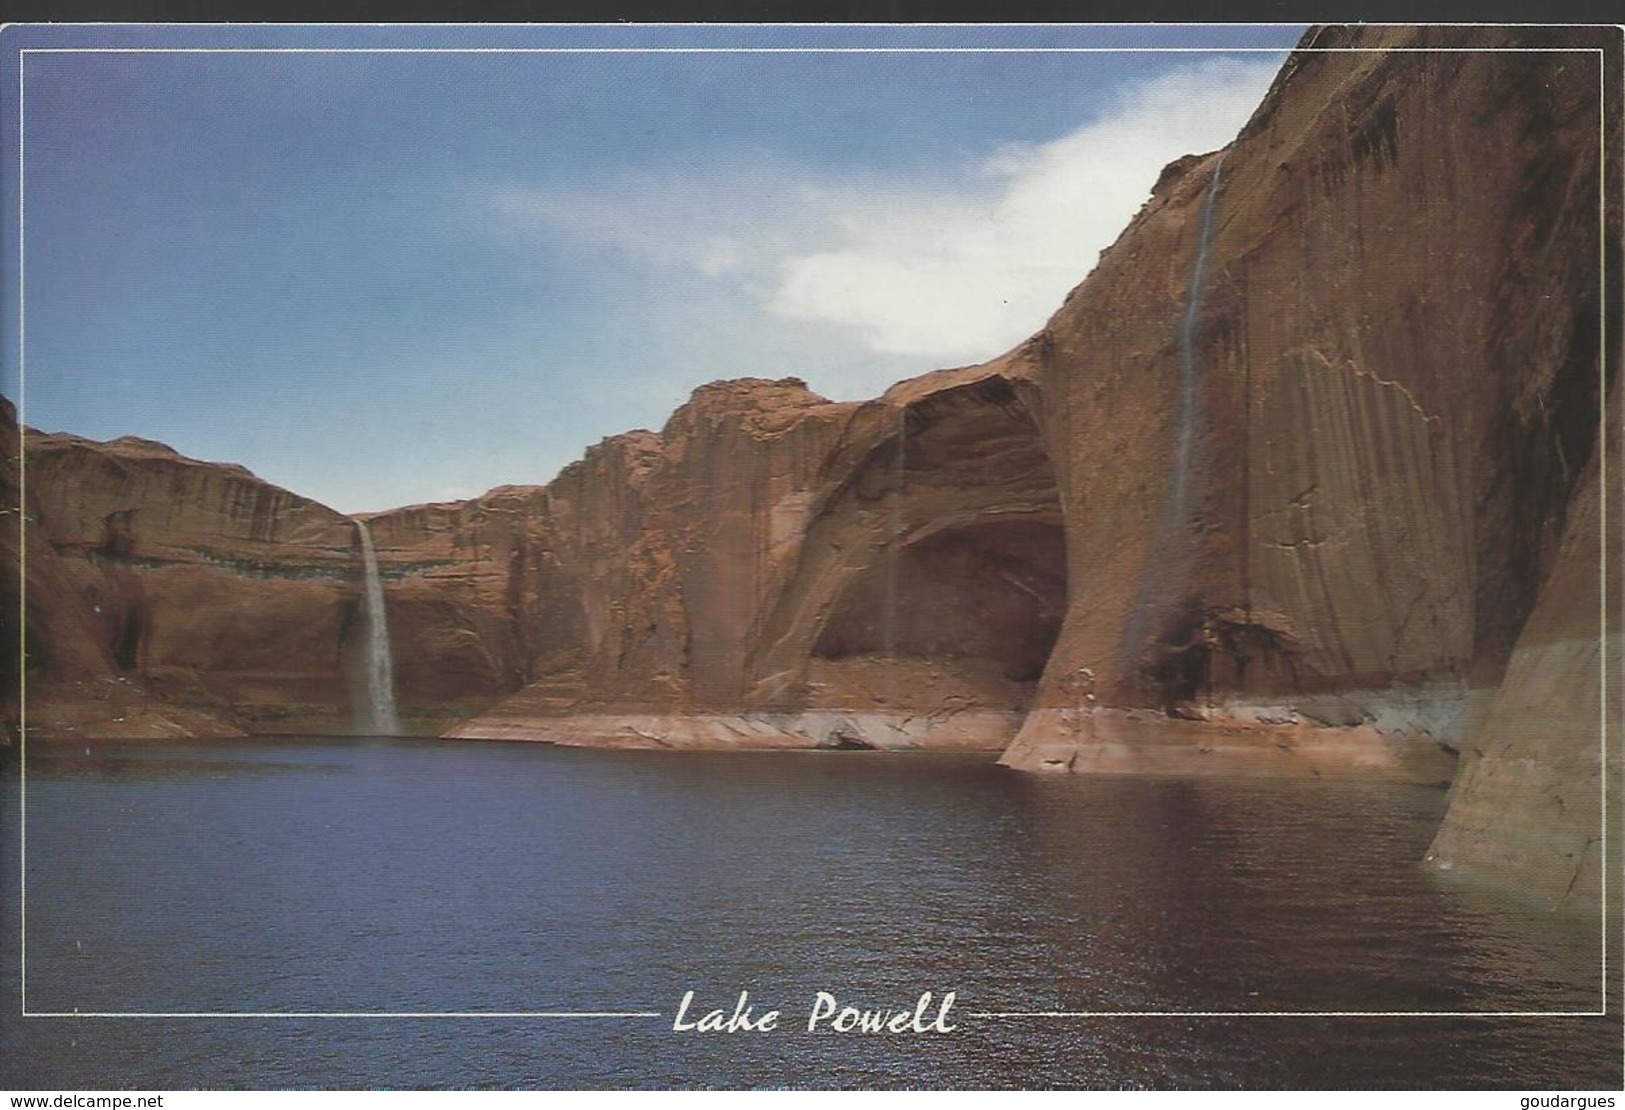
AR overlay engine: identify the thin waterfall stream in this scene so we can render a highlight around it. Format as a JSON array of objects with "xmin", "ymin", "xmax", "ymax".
[
  {"xmin": 884, "ymin": 407, "xmax": 906, "ymax": 707},
  {"xmin": 1120, "ymin": 150, "xmax": 1229, "ymax": 670},
  {"xmin": 355, "ymin": 519, "xmax": 401, "ymax": 735}
]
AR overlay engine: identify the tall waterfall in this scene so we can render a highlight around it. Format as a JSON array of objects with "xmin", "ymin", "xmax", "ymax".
[
  {"xmin": 1168, "ymin": 149, "xmax": 1229, "ymax": 528},
  {"xmin": 1120, "ymin": 151, "xmax": 1229, "ymax": 669},
  {"xmin": 355, "ymin": 519, "xmax": 401, "ymax": 736},
  {"xmin": 883, "ymin": 406, "xmax": 907, "ymax": 670}
]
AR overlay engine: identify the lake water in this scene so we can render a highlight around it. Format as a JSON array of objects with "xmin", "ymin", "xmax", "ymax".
[{"xmin": 1, "ymin": 738, "xmax": 1617, "ymax": 1089}]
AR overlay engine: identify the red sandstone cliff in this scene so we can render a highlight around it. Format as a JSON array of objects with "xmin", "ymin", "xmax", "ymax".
[
  {"xmin": 358, "ymin": 487, "xmax": 571, "ymax": 716},
  {"xmin": 993, "ymin": 27, "xmax": 1615, "ymax": 766},
  {"xmin": 18, "ymin": 425, "xmax": 375, "ymax": 734},
  {"xmin": 4, "ymin": 405, "xmax": 250, "ymax": 738},
  {"xmin": 990, "ymin": 29, "xmax": 1619, "ymax": 911}
]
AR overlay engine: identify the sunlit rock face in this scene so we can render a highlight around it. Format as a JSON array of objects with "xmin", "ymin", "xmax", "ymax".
[
  {"xmin": 18, "ymin": 426, "xmax": 361, "ymax": 735},
  {"xmin": 447, "ymin": 360, "xmax": 1070, "ymax": 751},
  {"xmin": 357, "ymin": 485, "xmax": 585, "ymax": 722},
  {"xmin": 9, "ymin": 26, "xmax": 1615, "ymax": 905}
]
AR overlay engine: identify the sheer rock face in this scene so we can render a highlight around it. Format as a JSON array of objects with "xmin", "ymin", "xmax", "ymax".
[
  {"xmin": 358, "ymin": 485, "xmax": 581, "ymax": 715},
  {"xmin": 446, "ymin": 361, "xmax": 1066, "ymax": 749},
  {"xmin": 1002, "ymin": 27, "xmax": 1611, "ymax": 726},
  {"xmin": 993, "ymin": 26, "xmax": 1616, "ymax": 908},
  {"xmin": 567, "ymin": 377, "xmax": 861, "ymax": 710},
  {"xmin": 377, "ymin": 377, "xmax": 866, "ymax": 718},
  {"xmin": 1423, "ymin": 378, "xmax": 1621, "ymax": 907},
  {"xmin": 15, "ymin": 430, "xmax": 593, "ymax": 733},
  {"xmin": 10, "ymin": 27, "xmax": 1616, "ymax": 903},
  {"xmin": 2, "ymin": 400, "xmax": 134, "ymax": 740}
]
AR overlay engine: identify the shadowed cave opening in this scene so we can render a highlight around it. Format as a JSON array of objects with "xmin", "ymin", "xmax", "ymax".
[
  {"xmin": 809, "ymin": 518, "xmax": 1068, "ymax": 711},
  {"xmin": 760, "ymin": 374, "xmax": 1070, "ymax": 716}
]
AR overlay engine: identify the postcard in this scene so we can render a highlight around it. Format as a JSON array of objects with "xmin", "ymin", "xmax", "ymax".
[{"xmin": 0, "ymin": 21, "xmax": 1619, "ymax": 1093}]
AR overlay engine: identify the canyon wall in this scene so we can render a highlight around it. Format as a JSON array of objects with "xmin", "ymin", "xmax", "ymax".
[
  {"xmin": 1424, "ymin": 378, "xmax": 1620, "ymax": 906},
  {"xmin": 0, "ymin": 399, "xmax": 188, "ymax": 740},
  {"xmin": 11, "ymin": 424, "xmax": 594, "ymax": 736},
  {"xmin": 358, "ymin": 484, "xmax": 580, "ymax": 724},
  {"xmin": 4, "ymin": 399, "xmax": 248, "ymax": 741},
  {"xmin": 1000, "ymin": 26, "xmax": 1616, "ymax": 773},
  {"xmin": 16, "ymin": 424, "xmax": 358, "ymax": 735},
  {"xmin": 989, "ymin": 26, "xmax": 1617, "ymax": 904}
]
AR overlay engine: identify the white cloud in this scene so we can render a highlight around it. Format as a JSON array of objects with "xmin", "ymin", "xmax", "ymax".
[
  {"xmin": 765, "ymin": 58, "xmax": 1280, "ymax": 360},
  {"xmin": 483, "ymin": 56, "xmax": 1281, "ymax": 379}
]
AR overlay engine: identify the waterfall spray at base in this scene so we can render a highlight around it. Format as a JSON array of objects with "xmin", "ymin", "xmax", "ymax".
[
  {"xmin": 355, "ymin": 519, "xmax": 402, "ymax": 736},
  {"xmin": 1119, "ymin": 150, "xmax": 1230, "ymax": 674}
]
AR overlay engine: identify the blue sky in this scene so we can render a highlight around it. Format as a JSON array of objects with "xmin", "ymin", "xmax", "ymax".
[{"xmin": 2, "ymin": 24, "xmax": 1303, "ymax": 513}]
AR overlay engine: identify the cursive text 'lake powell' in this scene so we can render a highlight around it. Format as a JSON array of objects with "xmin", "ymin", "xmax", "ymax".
[{"xmin": 2, "ymin": 738, "xmax": 1616, "ymax": 1089}]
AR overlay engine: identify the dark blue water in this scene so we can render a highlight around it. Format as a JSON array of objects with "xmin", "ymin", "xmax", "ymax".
[{"xmin": 1, "ymin": 738, "xmax": 1617, "ymax": 1089}]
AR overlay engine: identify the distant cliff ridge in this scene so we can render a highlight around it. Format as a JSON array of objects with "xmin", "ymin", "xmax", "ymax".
[{"xmin": 7, "ymin": 26, "xmax": 1618, "ymax": 908}]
